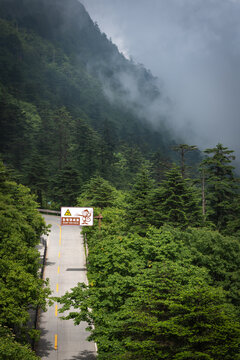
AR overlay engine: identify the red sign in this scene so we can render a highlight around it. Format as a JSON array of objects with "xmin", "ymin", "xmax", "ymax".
[
  {"xmin": 61, "ymin": 217, "xmax": 80, "ymax": 225},
  {"xmin": 61, "ymin": 207, "xmax": 94, "ymax": 226}
]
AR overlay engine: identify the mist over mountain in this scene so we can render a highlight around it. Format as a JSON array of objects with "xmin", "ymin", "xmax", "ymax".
[
  {"xmin": 0, "ymin": 0, "xmax": 202, "ymax": 205},
  {"xmin": 0, "ymin": 0, "xmax": 178, "ymax": 134},
  {"xmin": 2, "ymin": 3, "xmax": 240, "ymax": 359},
  {"xmin": 81, "ymin": 0, "xmax": 240, "ymax": 166}
]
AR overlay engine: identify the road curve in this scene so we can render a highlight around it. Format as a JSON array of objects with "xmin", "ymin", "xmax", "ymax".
[{"xmin": 37, "ymin": 215, "xmax": 96, "ymax": 360}]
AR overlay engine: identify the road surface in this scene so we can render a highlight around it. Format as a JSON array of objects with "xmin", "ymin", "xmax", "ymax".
[{"xmin": 37, "ymin": 215, "xmax": 97, "ymax": 360}]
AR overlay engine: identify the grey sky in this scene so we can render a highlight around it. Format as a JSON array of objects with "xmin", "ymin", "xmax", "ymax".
[{"xmin": 80, "ymin": 0, "xmax": 240, "ymax": 159}]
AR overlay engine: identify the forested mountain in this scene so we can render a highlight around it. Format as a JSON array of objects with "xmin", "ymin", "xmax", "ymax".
[
  {"xmin": 1, "ymin": 1, "xmax": 240, "ymax": 359},
  {"xmin": 0, "ymin": 0, "xmax": 190, "ymax": 207}
]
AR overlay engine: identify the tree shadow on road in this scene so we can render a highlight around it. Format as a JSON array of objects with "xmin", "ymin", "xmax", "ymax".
[
  {"xmin": 35, "ymin": 328, "xmax": 54, "ymax": 358},
  {"xmin": 45, "ymin": 260, "xmax": 56, "ymax": 266},
  {"xmin": 67, "ymin": 349, "xmax": 97, "ymax": 360}
]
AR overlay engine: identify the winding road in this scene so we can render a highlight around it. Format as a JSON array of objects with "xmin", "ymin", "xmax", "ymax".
[{"xmin": 37, "ymin": 215, "xmax": 96, "ymax": 360}]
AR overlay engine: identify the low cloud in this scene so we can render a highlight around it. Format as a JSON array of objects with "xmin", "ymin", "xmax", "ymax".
[{"xmin": 80, "ymin": 0, "xmax": 240, "ymax": 162}]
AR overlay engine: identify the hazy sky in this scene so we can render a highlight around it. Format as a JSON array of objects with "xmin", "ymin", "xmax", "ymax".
[{"xmin": 80, "ymin": 0, "xmax": 240, "ymax": 158}]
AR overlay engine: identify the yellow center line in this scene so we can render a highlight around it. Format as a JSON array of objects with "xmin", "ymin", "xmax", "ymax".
[
  {"xmin": 54, "ymin": 334, "xmax": 58, "ymax": 350},
  {"xmin": 58, "ymin": 251, "xmax": 61, "ymax": 258},
  {"xmin": 55, "ymin": 304, "xmax": 58, "ymax": 317},
  {"xmin": 58, "ymin": 265, "xmax": 60, "ymax": 273},
  {"xmin": 56, "ymin": 283, "xmax": 59, "ymax": 293},
  {"xmin": 59, "ymin": 226, "xmax": 62, "ymax": 246}
]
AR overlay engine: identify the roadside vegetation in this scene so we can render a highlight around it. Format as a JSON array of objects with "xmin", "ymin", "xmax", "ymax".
[
  {"xmin": 0, "ymin": 161, "xmax": 50, "ymax": 360},
  {"xmin": 1, "ymin": 1, "xmax": 240, "ymax": 358},
  {"xmin": 57, "ymin": 144, "xmax": 240, "ymax": 360}
]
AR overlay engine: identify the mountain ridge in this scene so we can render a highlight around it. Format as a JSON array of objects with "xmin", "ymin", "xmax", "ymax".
[{"xmin": 0, "ymin": 0, "xmax": 196, "ymax": 206}]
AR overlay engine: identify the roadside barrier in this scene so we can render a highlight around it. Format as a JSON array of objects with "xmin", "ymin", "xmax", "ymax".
[
  {"xmin": 38, "ymin": 208, "xmax": 61, "ymax": 215},
  {"xmin": 32, "ymin": 236, "xmax": 48, "ymax": 350}
]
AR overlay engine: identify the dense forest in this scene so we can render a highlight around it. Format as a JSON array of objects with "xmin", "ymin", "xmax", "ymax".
[
  {"xmin": 0, "ymin": 161, "xmax": 49, "ymax": 359},
  {"xmin": 56, "ymin": 145, "xmax": 240, "ymax": 359},
  {"xmin": 0, "ymin": 0, "xmax": 193, "ymax": 208},
  {"xmin": 1, "ymin": 0, "xmax": 240, "ymax": 359}
]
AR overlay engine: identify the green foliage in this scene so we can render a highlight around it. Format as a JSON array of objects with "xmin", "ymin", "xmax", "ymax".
[
  {"xmin": 77, "ymin": 176, "xmax": 121, "ymax": 209},
  {"xmin": 117, "ymin": 264, "xmax": 240, "ymax": 360},
  {"xmin": 1, "ymin": 0, "xmax": 240, "ymax": 357},
  {"xmin": 150, "ymin": 166, "xmax": 202, "ymax": 229},
  {"xmin": 57, "ymin": 200, "xmax": 240, "ymax": 359},
  {"xmin": 201, "ymin": 143, "xmax": 239, "ymax": 232},
  {"xmin": 126, "ymin": 165, "xmax": 155, "ymax": 234},
  {"xmin": 144, "ymin": 226, "xmax": 240, "ymax": 308},
  {"xmin": 0, "ymin": 3, "xmax": 178, "ymax": 201},
  {"xmin": 172, "ymin": 143, "xmax": 198, "ymax": 177},
  {"xmin": 150, "ymin": 150, "xmax": 172, "ymax": 183},
  {"xmin": 50, "ymin": 164, "xmax": 82, "ymax": 206},
  {"xmin": 0, "ymin": 327, "xmax": 40, "ymax": 360},
  {"xmin": 0, "ymin": 161, "xmax": 50, "ymax": 355}
]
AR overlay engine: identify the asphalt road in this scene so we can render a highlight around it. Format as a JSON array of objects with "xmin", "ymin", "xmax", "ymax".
[{"xmin": 37, "ymin": 215, "xmax": 97, "ymax": 360}]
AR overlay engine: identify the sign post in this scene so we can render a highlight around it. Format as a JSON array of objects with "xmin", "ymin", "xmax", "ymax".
[
  {"xmin": 94, "ymin": 213, "xmax": 103, "ymax": 230},
  {"xmin": 61, "ymin": 207, "xmax": 94, "ymax": 226}
]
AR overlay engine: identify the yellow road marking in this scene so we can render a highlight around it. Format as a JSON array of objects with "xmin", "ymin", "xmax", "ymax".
[
  {"xmin": 56, "ymin": 283, "xmax": 59, "ymax": 292},
  {"xmin": 55, "ymin": 304, "xmax": 58, "ymax": 317},
  {"xmin": 59, "ymin": 226, "xmax": 62, "ymax": 246},
  {"xmin": 54, "ymin": 334, "xmax": 58, "ymax": 350},
  {"xmin": 58, "ymin": 265, "xmax": 60, "ymax": 273}
]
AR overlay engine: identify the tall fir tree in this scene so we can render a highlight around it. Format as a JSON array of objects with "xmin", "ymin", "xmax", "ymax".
[
  {"xmin": 201, "ymin": 143, "xmax": 239, "ymax": 232},
  {"xmin": 172, "ymin": 143, "xmax": 198, "ymax": 177},
  {"xmin": 150, "ymin": 165, "xmax": 201, "ymax": 228},
  {"xmin": 126, "ymin": 165, "xmax": 154, "ymax": 234}
]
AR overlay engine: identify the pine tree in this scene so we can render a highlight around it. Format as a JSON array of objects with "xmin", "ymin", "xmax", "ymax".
[
  {"xmin": 150, "ymin": 165, "xmax": 201, "ymax": 228},
  {"xmin": 51, "ymin": 164, "xmax": 82, "ymax": 206},
  {"xmin": 126, "ymin": 165, "xmax": 154, "ymax": 234},
  {"xmin": 77, "ymin": 176, "xmax": 117, "ymax": 209},
  {"xmin": 150, "ymin": 151, "xmax": 171, "ymax": 183},
  {"xmin": 172, "ymin": 143, "xmax": 198, "ymax": 177},
  {"xmin": 201, "ymin": 143, "xmax": 239, "ymax": 232}
]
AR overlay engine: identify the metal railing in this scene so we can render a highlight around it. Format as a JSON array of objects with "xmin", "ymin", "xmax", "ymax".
[
  {"xmin": 38, "ymin": 208, "xmax": 61, "ymax": 215},
  {"xmin": 32, "ymin": 236, "xmax": 48, "ymax": 350}
]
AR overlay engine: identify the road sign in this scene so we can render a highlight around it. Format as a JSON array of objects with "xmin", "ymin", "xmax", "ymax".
[{"xmin": 61, "ymin": 207, "xmax": 94, "ymax": 226}]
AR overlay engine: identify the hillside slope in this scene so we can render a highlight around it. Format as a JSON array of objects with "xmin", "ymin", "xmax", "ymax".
[{"xmin": 0, "ymin": 0, "xmax": 187, "ymax": 206}]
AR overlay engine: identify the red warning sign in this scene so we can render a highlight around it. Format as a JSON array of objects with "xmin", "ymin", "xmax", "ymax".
[
  {"xmin": 61, "ymin": 217, "xmax": 80, "ymax": 225},
  {"xmin": 61, "ymin": 207, "xmax": 94, "ymax": 226}
]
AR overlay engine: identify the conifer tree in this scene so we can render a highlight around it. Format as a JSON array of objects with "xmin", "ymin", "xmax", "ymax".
[
  {"xmin": 172, "ymin": 143, "xmax": 198, "ymax": 177},
  {"xmin": 150, "ymin": 165, "xmax": 201, "ymax": 228},
  {"xmin": 117, "ymin": 263, "xmax": 240, "ymax": 360},
  {"xmin": 77, "ymin": 176, "xmax": 117, "ymax": 209},
  {"xmin": 51, "ymin": 164, "xmax": 82, "ymax": 206},
  {"xmin": 126, "ymin": 165, "xmax": 154, "ymax": 234},
  {"xmin": 201, "ymin": 143, "xmax": 239, "ymax": 232}
]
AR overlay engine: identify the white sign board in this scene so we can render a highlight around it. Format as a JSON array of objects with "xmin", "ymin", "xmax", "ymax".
[{"xmin": 61, "ymin": 207, "xmax": 94, "ymax": 226}]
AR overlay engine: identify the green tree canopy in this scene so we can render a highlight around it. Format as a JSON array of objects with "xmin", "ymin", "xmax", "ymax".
[
  {"xmin": 126, "ymin": 165, "xmax": 154, "ymax": 235},
  {"xmin": 0, "ymin": 161, "xmax": 50, "ymax": 357},
  {"xmin": 150, "ymin": 165, "xmax": 201, "ymax": 229},
  {"xmin": 201, "ymin": 143, "xmax": 239, "ymax": 232},
  {"xmin": 77, "ymin": 176, "xmax": 119, "ymax": 209}
]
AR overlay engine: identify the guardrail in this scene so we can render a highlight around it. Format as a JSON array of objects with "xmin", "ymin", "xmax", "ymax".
[
  {"xmin": 38, "ymin": 208, "xmax": 61, "ymax": 216},
  {"xmin": 32, "ymin": 236, "xmax": 48, "ymax": 350}
]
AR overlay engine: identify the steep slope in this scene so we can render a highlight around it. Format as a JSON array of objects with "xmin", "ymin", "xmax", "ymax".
[
  {"xmin": 0, "ymin": 0, "xmax": 182, "ymax": 206},
  {"xmin": 0, "ymin": 0, "xmax": 170, "ymax": 137}
]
